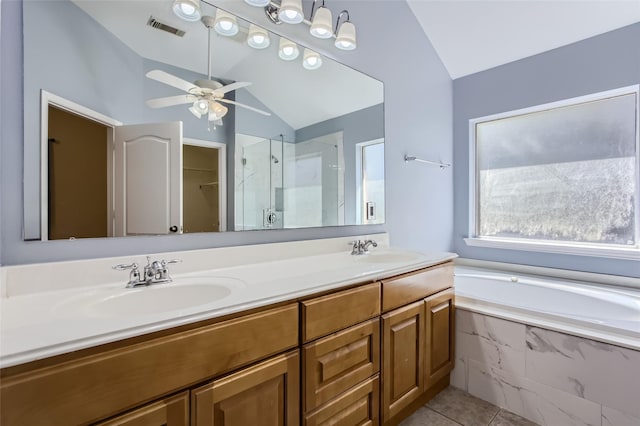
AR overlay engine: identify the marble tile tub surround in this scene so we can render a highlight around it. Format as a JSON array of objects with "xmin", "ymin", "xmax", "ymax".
[
  {"xmin": 451, "ymin": 309, "xmax": 640, "ymax": 426},
  {"xmin": 1, "ymin": 233, "xmax": 392, "ymax": 297}
]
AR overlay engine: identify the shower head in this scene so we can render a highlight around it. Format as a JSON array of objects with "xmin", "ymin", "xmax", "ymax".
[{"xmin": 271, "ymin": 155, "xmax": 279, "ymax": 164}]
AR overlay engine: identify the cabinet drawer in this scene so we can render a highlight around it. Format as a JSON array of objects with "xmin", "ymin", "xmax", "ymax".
[
  {"xmin": 302, "ymin": 282, "xmax": 380, "ymax": 342},
  {"xmin": 303, "ymin": 318, "xmax": 380, "ymax": 412},
  {"xmin": 381, "ymin": 263, "xmax": 453, "ymax": 312},
  {"xmin": 304, "ymin": 375, "xmax": 379, "ymax": 426},
  {"xmin": 96, "ymin": 391, "xmax": 189, "ymax": 426},
  {"xmin": 0, "ymin": 304, "xmax": 298, "ymax": 426}
]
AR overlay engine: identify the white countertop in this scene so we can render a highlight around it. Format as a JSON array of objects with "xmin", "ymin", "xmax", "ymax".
[{"xmin": 0, "ymin": 245, "xmax": 456, "ymax": 368}]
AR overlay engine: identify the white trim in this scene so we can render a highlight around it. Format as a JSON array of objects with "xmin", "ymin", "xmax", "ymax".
[
  {"xmin": 355, "ymin": 138, "xmax": 384, "ymax": 224},
  {"xmin": 468, "ymin": 85, "xmax": 640, "ymax": 258},
  {"xmin": 40, "ymin": 91, "xmax": 122, "ymax": 241},
  {"xmin": 464, "ymin": 237, "xmax": 640, "ymax": 261},
  {"xmin": 183, "ymin": 138, "xmax": 227, "ymax": 232}
]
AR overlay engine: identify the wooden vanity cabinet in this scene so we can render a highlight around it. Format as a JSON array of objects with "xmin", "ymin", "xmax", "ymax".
[
  {"xmin": 380, "ymin": 263, "xmax": 455, "ymax": 425},
  {"xmin": 301, "ymin": 282, "xmax": 381, "ymax": 425}
]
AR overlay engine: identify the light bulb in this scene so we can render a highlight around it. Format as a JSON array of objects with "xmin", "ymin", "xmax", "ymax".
[
  {"xmin": 247, "ymin": 24, "xmax": 270, "ymax": 49},
  {"xmin": 214, "ymin": 9, "xmax": 239, "ymax": 36},
  {"xmin": 302, "ymin": 48, "xmax": 322, "ymax": 70},
  {"xmin": 172, "ymin": 0, "xmax": 201, "ymax": 22},
  {"xmin": 278, "ymin": 38, "xmax": 299, "ymax": 61},
  {"xmin": 335, "ymin": 21, "xmax": 356, "ymax": 50}
]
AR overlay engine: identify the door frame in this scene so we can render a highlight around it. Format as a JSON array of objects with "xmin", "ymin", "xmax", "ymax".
[
  {"xmin": 40, "ymin": 90, "xmax": 122, "ymax": 240},
  {"xmin": 183, "ymin": 138, "xmax": 227, "ymax": 232}
]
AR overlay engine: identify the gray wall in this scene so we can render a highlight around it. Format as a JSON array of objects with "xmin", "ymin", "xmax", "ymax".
[
  {"xmin": 0, "ymin": 0, "xmax": 453, "ymax": 265},
  {"xmin": 235, "ymin": 90, "xmax": 295, "ymax": 141},
  {"xmin": 296, "ymin": 104, "xmax": 384, "ymax": 224},
  {"xmin": 453, "ymin": 23, "xmax": 640, "ymax": 278}
]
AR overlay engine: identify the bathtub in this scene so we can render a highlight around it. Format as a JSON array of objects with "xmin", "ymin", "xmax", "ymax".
[{"xmin": 454, "ymin": 266, "xmax": 640, "ymax": 350}]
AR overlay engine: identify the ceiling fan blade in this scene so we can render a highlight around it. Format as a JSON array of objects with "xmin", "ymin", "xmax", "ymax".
[
  {"xmin": 146, "ymin": 94, "xmax": 196, "ymax": 108},
  {"xmin": 213, "ymin": 81, "xmax": 252, "ymax": 96},
  {"xmin": 218, "ymin": 98, "xmax": 271, "ymax": 116},
  {"xmin": 146, "ymin": 70, "xmax": 198, "ymax": 93}
]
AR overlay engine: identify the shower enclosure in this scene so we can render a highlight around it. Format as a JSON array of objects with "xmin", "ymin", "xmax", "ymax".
[{"xmin": 235, "ymin": 132, "xmax": 344, "ymax": 230}]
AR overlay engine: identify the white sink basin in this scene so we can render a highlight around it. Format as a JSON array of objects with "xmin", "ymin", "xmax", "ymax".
[
  {"xmin": 355, "ymin": 251, "xmax": 422, "ymax": 264},
  {"xmin": 55, "ymin": 276, "xmax": 245, "ymax": 317}
]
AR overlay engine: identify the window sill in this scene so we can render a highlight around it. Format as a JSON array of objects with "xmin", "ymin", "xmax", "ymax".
[{"xmin": 464, "ymin": 237, "xmax": 640, "ymax": 261}]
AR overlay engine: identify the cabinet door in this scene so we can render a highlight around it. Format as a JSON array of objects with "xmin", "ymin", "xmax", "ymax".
[
  {"xmin": 97, "ymin": 392, "xmax": 189, "ymax": 426},
  {"xmin": 381, "ymin": 301, "xmax": 424, "ymax": 422},
  {"xmin": 304, "ymin": 375, "xmax": 379, "ymax": 426},
  {"xmin": 424, "ymin": 288, "xmax": 455, "ymax": 390},
  {"xmin": 192, "ymin": 351, "xmax": 299, "ymax": 426}
]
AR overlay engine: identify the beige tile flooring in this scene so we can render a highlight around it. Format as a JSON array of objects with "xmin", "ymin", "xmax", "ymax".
[{"xmin": 401, "ymin": 387, "xmax": 538, "ymax": 426}]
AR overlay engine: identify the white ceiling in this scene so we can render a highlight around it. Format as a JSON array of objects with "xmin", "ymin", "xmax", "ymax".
[{"xmin": 407, "ymin": 0, "xmax": 640, "ymax": 79}]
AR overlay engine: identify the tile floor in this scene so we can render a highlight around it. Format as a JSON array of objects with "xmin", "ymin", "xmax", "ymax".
[{"xmin": 401, "ymin": 386, "xmax": 538, "ymax": 426}]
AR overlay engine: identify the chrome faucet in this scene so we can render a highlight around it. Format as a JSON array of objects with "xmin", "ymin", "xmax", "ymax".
[
  {"xmin": 349, "ymin": 239, "xmax": 378, "ymax": 255},
  {"xmin": 113, "ymin": 256, "xmax": 182, "ymax": 288}
]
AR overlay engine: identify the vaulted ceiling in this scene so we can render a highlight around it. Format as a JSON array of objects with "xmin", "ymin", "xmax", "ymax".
[{"xmin": 407, "ymin": 0, "xmax": 640, "ymax": 79}]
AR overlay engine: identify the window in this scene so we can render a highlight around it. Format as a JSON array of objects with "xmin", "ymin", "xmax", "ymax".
[
  {"xmin": 466, "ymin": 86, "xmax": 639, "ymax": 259},
  {"xmin": 356, "ymin": 140, "xmax": 385, "ymax": 224}
]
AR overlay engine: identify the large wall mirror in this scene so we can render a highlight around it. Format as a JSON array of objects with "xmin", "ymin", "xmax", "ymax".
[{"xmin": 23, "ymin": 0, "xmax": 384, "ymax": 240}]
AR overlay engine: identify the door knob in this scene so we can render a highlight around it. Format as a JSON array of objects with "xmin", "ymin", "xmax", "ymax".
[{"xmin": 169, "ymin": 226, "xmax": 178, "ymax": 233}]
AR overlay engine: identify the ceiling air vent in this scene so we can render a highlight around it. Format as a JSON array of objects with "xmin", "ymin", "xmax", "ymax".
[{"xmin": 147, "ymin": 16, "xmax": 185, "ymax": 37}]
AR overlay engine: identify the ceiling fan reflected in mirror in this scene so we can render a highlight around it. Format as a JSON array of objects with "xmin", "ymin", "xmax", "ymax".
[{"xmin": 145, "ymin": 15, "xmax": 271, "ymax": 129}]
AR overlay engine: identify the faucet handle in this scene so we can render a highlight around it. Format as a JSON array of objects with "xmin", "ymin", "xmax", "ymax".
[
  {"xmin": 113, "ymin": 262, "xmax": 138, "ymax": 271},
  {"xmin": 162, "ymin": 259, "xmax": 182, "ymax": 266}
]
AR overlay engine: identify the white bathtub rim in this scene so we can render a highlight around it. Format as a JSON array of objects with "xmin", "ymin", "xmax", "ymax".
[
  {"xmin": 455, "ymin": 296, "xmax": 640, "ymax": 351},
  {"xmin": 455, "ymin": 258, "xmax": 640, "ymax": 290}
]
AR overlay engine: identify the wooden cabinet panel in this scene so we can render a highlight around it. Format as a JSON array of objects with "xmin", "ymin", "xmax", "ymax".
[
  {"xmin": 304, "ymin": 375, "xmax": 379, "ymax": 426},
  {"xmin": 0, "ymin": 304, "xmax": 298, "ymax": 426},
  {"xmin": 301, "ymin": 283, "xmax": 380, "ymax": 343},
  {"xmin": 96, "ymin": 391, "xmax": 189, "ymax": 426},
  {"xmin": 303, "ymin": 318, "xmax": 380, "ymax": 412},
  {"xmin": 425, "ymin": 289, "xmax": 455, "ymax": 389},
  {"xmin": 381, "ymin": 301, "xmax": 424, "ymax": 422},
  {"xmin": 191, "ymin": 350, "xmax": 299, "ymax": 426},
  {"xmin": 381, "ymin": 263, "xmax": 453, "ymax": 312}
]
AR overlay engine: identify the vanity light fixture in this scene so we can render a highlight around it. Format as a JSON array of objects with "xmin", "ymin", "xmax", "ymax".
[
  {"xmin": 172, "ymin": 0, "xmax": 201, "ymax": 22},
  {"xmin": 278, "ymin": 37, "xmax": 300, "ymax": 60},
  {"xmin": 246, "ymin": 1, "xmax": 357, "ymax": 51},
  {"xmin": 309, "ymin": 1, "xmax": 332, "ymax": 39},
  {"xmin": 213, "ymin": 9, "xmax": 239, "ymax": 36},
  {"xmin": 278, "ymin": 0, "xmax": 304, "ymax": 24},
  {"xmin": 302, "ymin": 48, "xmax": 322, "ymax": 70},
  {"xmin": 244, "ymin": 0, "xmax": 270, "ymax": 6},
  {"xmin": 334, "ymin": 10, "xmax": 356, "ymax": 50},
  {"xmin": 247, "ymin": 24, "xmax": 271, "ymax": 49}
]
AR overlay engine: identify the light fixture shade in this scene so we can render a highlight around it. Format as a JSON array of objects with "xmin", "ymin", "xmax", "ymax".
[
  {"xmin": 214, "ymin": 9, "xmax": 239, "ymax": 36},
  {"xmin": 278, "ymin": 0, "xmax": 304, "ymax": 24},
  {"xmin": 244, "ymin": 0, "xmax": 270, "ymax": 6},
  {"xmin": 310, "ymin": 6, "xmax": 332, "ymax": 39},
  {"xmin": 208, "ymin": 102, "xmax": 228, "ymax": 121},
  {"xmin": 189, "ymin": 106, "xmax": 202, "ymax": 118},
  {"xmin": 302, "ymin": 48, "xmax": 322, "ymax": 70},
  {"xmin": 335, "ymin": 21, "xmax": 356, "ymax": 50},
  {"xmin": 278, "ymin": 38, "xmax": 299, "ymax": 60},
  {"xmin": 247, "ymin": 24, "xmax": 270, "ymax": 49},
  {"xmin": 172, "ymin": 0, "xmax": 201, "ymax": 22}
]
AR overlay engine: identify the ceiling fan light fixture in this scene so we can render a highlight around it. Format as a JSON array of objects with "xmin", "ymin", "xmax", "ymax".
[
  {"xmin": 244, "ymin": 0, "xmax": 270, "ymax": 6},
  {"xmin": 278, "ymin": 38, "xmax": 299, "ymax": 60},
  {"xmin": 302, "ymin": 48, "xmax": 322, "ymax": 70},
  {"xmin": 278, "ymin": 0, "xmax": 304, "ymax": 24},
  {"xmin": 172, "ymin": 0, "xmax": 201, "ymax": 22},
  {"xmin": 247, "ymin": 24, "xmax": 270, "ymax": 49},
  {"xmin": 214, "ymin": 9, "xmax": 239, "ymax": 36},
  {"xmin": 208, "ymin": 102, "xmax": 229, "ymax": 121},
  {"xmin": 310, "ymin": 6, "xmax": 332, "ymax": 39},
  {"xmin": 189, "ymin": 106, "xmax": 202, "ymax": 119}
]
